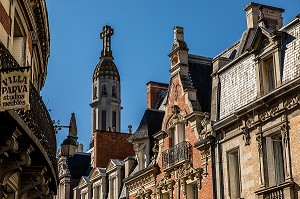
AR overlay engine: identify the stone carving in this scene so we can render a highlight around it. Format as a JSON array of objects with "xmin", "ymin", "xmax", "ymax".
[{"xmin": 242, "ymin": 127, "xmax": 251, "ymax": 146}]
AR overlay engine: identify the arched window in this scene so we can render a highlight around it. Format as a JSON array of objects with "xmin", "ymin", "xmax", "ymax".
[
  {"xmin": 102, "ymin": 84, "xmax": 107, "ymax": 95},
  {"xmin": 112, "ymin": 85, "xmax": 117, "ymax": 98},
  {"xmin": 93, "ymin": 85, "xmax": 97, "ymax": 99}
]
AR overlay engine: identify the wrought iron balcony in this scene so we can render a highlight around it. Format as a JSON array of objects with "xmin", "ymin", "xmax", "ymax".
[
  {"xmin": 0, "ymin": 42, "xmax": 57, "ymax": 179},
  {"xmin": 162, "ymin": 141, "xmax": 191, "ymax": 170}
]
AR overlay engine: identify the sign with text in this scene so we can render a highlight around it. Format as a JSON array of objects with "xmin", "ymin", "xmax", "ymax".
[{"xmin": 1, "ymin": 70, "xmax": 30, "ymax": 110}]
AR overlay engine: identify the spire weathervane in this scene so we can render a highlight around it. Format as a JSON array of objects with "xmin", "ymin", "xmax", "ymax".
[{"xmin": 100, "ymin": 25, "xmax": 114, "ymax": 58}]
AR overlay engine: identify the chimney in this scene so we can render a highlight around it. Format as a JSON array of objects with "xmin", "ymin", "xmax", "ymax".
[
  {"xmin": 174, "ymin": 26, "xmax": 184, "ymax": 41},
  {"xmin": 124, "ymin": 156, "xmax": 135, "ymax": 178},
  {"xmin": 146, "ymin": 81, "xmax": 168, "ymax": 109},
  {"xmin": 78, "ymin": 143, "xmax": 84, "ymax": 152},
  {"xmin": 244, "ymin": 2, "xmax": 284, "ymax": 30}
]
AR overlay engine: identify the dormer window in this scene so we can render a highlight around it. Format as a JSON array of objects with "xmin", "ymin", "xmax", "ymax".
[
  {"xmin": 101, "ymin": 84, "xmax": 107, "ymax": 95},
  {"xmin": 261, "ymin": 56, "xmax": 275, "ymax": 95}
]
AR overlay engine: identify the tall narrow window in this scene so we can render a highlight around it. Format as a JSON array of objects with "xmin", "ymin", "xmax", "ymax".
[
  {"xmin": 265, "ymin": 135, "xmax": 285, "ymax": 186},
  {"xmin": 102, "ymin": 84, "xmax": 107, "ymax": 95},
  {"xmin": 93, "ymin": 109, "xmax": 97, "ymax": 131},
  {"xmin": 12, "ymin": 14, "xmax": 26, "ymax": 65},
  {"xmin": 111, "ymin": 177, "xmax": 116, "ymax": 199},
  {"xmin": 112, "ymin": 85, "xmax": 117, "ymax": 98},
  {"xmin": 170, "ymin": 123, "xmax": 185, "ymax": 147},
  {"xmin": 262, "ymin": 57, "xmax": 275, "ymax": 94},
  {"xmin": 187, "ymin": 184, "xmax": 198, "ymax": 199},
  {"xmin": 112, "ymin": 111, "xmax": 116, "ymax": 128},
  {"xmin": 228, "ymin": 149, "xmax": 241, "ymax": 198},
  {"xmin": 101, "ymin": 110, "xmax": 106, "ymax": 131},
  {"xmin": 93, "ymin": 85, "xmax": 97, "ymax": 99}
]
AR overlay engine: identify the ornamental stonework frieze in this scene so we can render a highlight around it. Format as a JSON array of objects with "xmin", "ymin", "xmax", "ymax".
[
  {"xmin": 127, "ymin": 173, "xmax": 156, "ymax": 195},
  {"xmin": 176, "ymin": 164, "xmax": 203, "ymax": 193},
  {"xmin": 167, "ymin": 113, "xmax": 185, "ymax": 130},
  {"xmin": 157, "ymin": 174, "xmax": 175, "ymax": 199},
  {"xmin": 236, "ymin": 93, "xmax": 300, "ymax": 136},
  {"xmin": 135, "ymin": 186, "xmax": 152, "ymax": 199}
]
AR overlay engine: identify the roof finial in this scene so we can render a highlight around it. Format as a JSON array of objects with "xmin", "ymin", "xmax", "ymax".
[{"xmin": 100, "ymin": 25, "xmax": 114, "ymax": 58}]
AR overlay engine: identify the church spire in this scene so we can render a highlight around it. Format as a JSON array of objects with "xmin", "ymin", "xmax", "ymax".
[
  {"xmin": 68, "ymin": 112, "xmax": 78, "ymax": 140},
  {"xmin": 100, "ymin": 25, "xmax": 114, "ymax": 58}
]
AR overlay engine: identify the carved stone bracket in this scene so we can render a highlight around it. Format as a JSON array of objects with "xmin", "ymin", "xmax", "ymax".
[
  {"xmin": 18, "ymin": 166, "xmax": 49, "ymax": 199},
  {"xmin": 194, "ymin": 135, "xmax": 211, "ymax": 178},
  {"xmin": 242, "ymin": 126, "xmax": 251, "ymax": 146},
  {"xmin": 0, "ymin": 130, "xmax": 22, "ymax": 155},
  {"xmin": 0, "ymin": 145, "xmax": 34, "ymax": 185}
]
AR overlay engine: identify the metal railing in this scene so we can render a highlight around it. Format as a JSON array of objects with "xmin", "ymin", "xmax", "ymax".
[
  {"xmin": 0, "ymin": 42, "xmax": 57, "ymax": 175},
  {"xmin": 256, "ymin": 181, "xmax": 295, "ymax": 199},
  {"xmin": 162, "ymin": 141, "xmax": 191, "ymax": 170},
  {"xmin": 263, "ymin": 188, "xmax": 284, "ymax": 199}
]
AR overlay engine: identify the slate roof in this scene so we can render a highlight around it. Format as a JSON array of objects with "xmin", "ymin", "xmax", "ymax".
[
  {"xmin": 67, "ymin": 152, "xmax": 92, "ymax": 199},
  {"xmin": 110, "ymin": 159, "xmax": 125, "ymax": 166},
  {"xmin": 130, "ymin": 109, "xmax": 164, "ymax": 160},
  {"xmin": 131, "ymin": 109, "xmax": 165, "ymax": 141},
  {"xmin": 67, "ymin": 152, "xmax": 92, "ymax": 179},
  {"xmin": 187, "ymin": 54, "xmax": 213, "ymax": 113},
  {"xmin": 93, "ymin": 58, "xmax": 120, "ymax": 81}
]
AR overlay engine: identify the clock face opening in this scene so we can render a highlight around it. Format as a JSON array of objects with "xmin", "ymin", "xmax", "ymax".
[{"xmin": 172, "ymin": 55, "xmax": 178, "ymax": 66}]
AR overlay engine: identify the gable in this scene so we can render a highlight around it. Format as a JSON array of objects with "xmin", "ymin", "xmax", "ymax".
[
  {"xmin": 78, "ymin": 176, "xmax": 89, "ymax": 187},
  {"xmin": 89, "ymin": 167, "xmax": 105, "ymax": 181},
  {"xmin": 106, "ymin": 160, "xmax": 117, "ymax": 171}
]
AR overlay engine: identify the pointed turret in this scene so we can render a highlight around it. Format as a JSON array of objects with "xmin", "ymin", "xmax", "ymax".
[
  {"xmin": 68, "ymin": 112, "xmax": 78, "ymax": 139},
  {"xmin": 168, "ymin": 26, "xmax": 189, "ymax": 76}
]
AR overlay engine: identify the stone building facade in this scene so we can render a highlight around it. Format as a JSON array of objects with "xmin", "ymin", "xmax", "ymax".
[
  {"xmin": 210, "ymin": 2, "xmax": 300, "ymax": 199},
  {"xmin": 0, "ymin": 0, "xmax": 57, "ymax": 198}
]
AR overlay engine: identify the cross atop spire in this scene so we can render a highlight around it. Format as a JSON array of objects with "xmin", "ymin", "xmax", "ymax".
[{"xmin": 100, "ymin": 25, "xmax": 114, "ymax": 58}]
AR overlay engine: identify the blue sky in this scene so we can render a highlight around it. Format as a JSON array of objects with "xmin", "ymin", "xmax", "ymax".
[{"xmin": 42, "ymin": 0, "xmax": 300, "ymax": 151}]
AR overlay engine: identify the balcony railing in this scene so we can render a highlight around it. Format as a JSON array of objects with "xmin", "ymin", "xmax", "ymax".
[
  {"xmin": 255, "ymin": 181, "xmax": 294, "ymax": 199},
  {"xmin": 162, "ymin": 141, "xmax": 191, "ymax": 170},
  {"xmin": 0, "ymin": 42, "xmax": 57, "ymax": 176}
]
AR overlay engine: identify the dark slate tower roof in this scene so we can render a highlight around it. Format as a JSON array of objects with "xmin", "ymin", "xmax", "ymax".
[
  {"xmin": 93, "ymin": 25, "xmax": 120, "ymax": 81},
  {"xmin": 93, "ymin": 59, "xmax": 120, "ymax": 80}
]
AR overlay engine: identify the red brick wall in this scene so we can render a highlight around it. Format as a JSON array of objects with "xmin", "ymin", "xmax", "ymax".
[
  {"xmin": 155, "ymin": 74, "xmax": 213, "ymax": 198},
  {"xmin": 94, "ymin": 130, "xmax": 134, "ymax": 168},
  {"xmin": 146, "ymin": 81, "xmax": 168, "ymax": 109},
  {"xmin": 0, "ymin": 3, "xmax": 10, "ymax": 35}
]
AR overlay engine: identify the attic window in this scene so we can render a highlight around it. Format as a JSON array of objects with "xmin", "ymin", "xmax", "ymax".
[
  {"xmin": 229, "ymin": 49, "xmax": 237, "ymax": 59},
  {"xmin": 261, "ymin": 56, "xmax": 275, "ymax": 94},
  {"xmin": 260, "ymin": 38, "xmax": 270, "ymax": 51}
]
